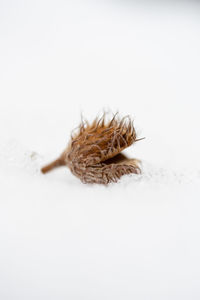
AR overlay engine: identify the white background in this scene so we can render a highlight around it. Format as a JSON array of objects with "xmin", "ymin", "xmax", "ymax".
[{"xmin": 0, "ymin": 0, "xmax": 200, "ymax": 299}]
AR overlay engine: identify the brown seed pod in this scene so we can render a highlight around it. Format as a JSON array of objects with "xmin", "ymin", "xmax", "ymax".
[{"xmin": 41, "ymin": 113, "xmax": 143, "ymax": 184}]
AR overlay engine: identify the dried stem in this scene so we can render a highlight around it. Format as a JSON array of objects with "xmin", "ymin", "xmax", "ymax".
[{"xmin": 41, "ymin": 158, "xmax": 65, "ymax": 174}]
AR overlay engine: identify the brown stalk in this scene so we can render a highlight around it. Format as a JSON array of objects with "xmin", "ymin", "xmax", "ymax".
[{"xmin": 41, "ymin": 158, "xmax": 65, "ymax": 174}]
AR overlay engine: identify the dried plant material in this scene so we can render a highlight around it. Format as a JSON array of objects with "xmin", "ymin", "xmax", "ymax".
[{"xmin": 41, "ymin": 113, "xmax": 143, "ymax": 184}]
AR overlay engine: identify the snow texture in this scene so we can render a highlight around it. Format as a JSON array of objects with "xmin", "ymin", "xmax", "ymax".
[{"xmin": 1, "ymin": 1, "xmax": 200, "ymax": 299}]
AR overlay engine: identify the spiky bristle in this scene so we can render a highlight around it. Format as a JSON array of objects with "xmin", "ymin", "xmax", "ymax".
[{"xmin": 64, "ymin": 113, "xmax": 141, "ymax": 184}]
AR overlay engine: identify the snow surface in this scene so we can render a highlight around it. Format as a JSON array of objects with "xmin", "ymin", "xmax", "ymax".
[{"xmin": 1, "ymin": 0, "xmax": 200, "ymax": 299}]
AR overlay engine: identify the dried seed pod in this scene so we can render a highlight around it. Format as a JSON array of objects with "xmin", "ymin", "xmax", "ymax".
[{"xmin": 41, "ymin": 113, "xmax": 143, "ymax": 184}]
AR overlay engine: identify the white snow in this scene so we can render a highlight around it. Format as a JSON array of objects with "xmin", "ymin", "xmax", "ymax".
[{"xmin": 1, "ymin": 1, "xmax": 200, "ymax": 299}]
